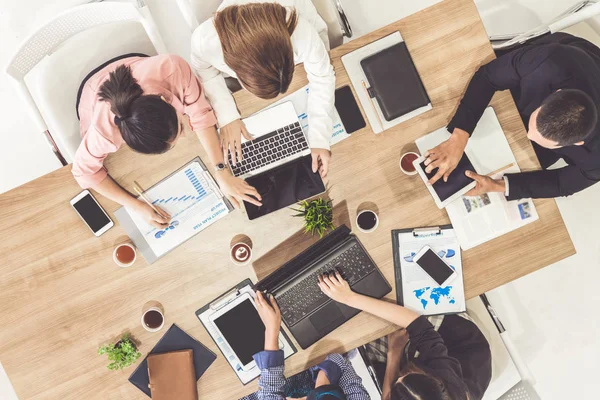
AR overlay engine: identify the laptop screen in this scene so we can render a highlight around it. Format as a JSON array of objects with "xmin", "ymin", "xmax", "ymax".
[{"xmin": 244, "ymin": 155, "xmax": 325, "ymax": 220}]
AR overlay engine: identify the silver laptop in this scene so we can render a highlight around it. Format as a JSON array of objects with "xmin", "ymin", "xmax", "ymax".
[{"xmin": 228, "ymin": 101, "xmax": 311, "ymax": 178}]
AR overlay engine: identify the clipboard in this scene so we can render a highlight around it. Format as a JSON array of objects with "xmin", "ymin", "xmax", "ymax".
[
  {"xmin": 115, "ymin": 157, "xmax": 233, "ymax": 264},
  {"xmin": 391, "ymin": 225, "xmax": 466, "ymax": 316},
  {"xmin": 195, "ymin": 279, "xmax": 297, "ymax": 385}
]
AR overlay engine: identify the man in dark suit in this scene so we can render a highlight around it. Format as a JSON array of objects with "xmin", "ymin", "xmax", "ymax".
[{"xmin": 424, "ymin": 33, "xmax": 600, "ymax": 199}]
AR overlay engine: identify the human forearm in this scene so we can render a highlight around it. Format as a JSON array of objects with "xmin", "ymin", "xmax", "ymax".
[
  {"xmin": 195, "ymin": 126, "xmax": 225, "ymax": 166},
  {"xmin": 92, "ymin": 176, "xmax": 138, "ymax": 207},
  {"xmin": 345, "ymin": 294, "xmax": 419, "ymax": 328},
  {"xmin": 381, "ymin": 351, "xmax": 402, "ymax": 400}
]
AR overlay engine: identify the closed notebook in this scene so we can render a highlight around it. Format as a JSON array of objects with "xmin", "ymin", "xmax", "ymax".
[
  {"xmin": 361, "ymin": 42, "xmax": 430, "ymax": 121},
  {"xmin": 128, "ymin": 324, "xmax": 216, "ymax": 397},
  {"xmin": 147, "ymin": 350, "xmax": 197, "ymax": 400}
]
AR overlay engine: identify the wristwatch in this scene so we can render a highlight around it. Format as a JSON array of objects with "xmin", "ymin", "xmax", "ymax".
[{"xmin": 214, "ymin": 162, "xmax": 228, "ymax": 173}]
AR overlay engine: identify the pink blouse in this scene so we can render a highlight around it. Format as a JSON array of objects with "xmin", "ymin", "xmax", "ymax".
[{"xmin": 73, "ymin": 54, "xmax": 217, "ymax": 188}]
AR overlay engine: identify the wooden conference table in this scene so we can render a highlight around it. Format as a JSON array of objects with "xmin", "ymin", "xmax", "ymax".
[{"xmin": 0, "ymin": 0, "xmax": 575, "ymax": 399}]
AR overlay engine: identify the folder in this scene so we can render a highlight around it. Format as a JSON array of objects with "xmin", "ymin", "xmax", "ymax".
[{"xmin": 147, "ymin": 350, "xmax": 197, "ymax": 400}]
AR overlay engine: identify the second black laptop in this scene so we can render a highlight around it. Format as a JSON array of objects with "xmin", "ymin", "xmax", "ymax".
[{"xmin": 256, "ymin": 225, "xmax": 391, "ymax": 349}]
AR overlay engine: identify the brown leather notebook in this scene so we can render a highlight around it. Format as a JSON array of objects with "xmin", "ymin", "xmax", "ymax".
[{"xmin": 147, "ymin": 350, "xmax": 198, "ymax": 400}]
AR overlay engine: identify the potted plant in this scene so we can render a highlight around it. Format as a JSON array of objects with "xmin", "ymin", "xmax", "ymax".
[
  {"xmin": 292, "ymin": 198, "xmax": 334, "ymax": 238},
  {"xmin": 98, "ymin": 333, "xmax": 141, "ymax": 371}
]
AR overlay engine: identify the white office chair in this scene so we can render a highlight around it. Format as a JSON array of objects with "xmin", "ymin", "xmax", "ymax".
[
  {"xmin": 484, "ymin": 0, "xmax": 600, "ymax": 50},
  {"xmin": 5, "ymin": 1, "xmax": 167, "ymax": 165},
  {"xmin": 175, "ymin": 0, "xmax": 352, "ymax": 49}
]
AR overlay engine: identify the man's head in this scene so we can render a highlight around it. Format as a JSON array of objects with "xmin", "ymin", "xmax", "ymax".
[{"xmin": 528, "ymin": 89, "xmax": 598, "ymax": 149}]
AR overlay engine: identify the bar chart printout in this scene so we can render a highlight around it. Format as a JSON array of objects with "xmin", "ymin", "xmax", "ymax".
[{"xmin": 126, "ymin": 161, "xmax": 230, "ymax": 257}]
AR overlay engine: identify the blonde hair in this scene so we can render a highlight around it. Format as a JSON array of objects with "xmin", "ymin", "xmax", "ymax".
[{"xmin": 214, "ymin": 3, "xmax": 298, "ymax": 99}]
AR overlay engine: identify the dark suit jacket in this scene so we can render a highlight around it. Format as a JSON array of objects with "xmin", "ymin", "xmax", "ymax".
[{"xmin": 448, "ymin": 33, "xmax": 600, "ymax": 199}]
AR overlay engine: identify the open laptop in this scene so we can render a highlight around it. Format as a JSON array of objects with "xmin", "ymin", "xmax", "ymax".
[
  {"xmin": 255, "ymin": 225, "xmax": 391, "ymax": 349},
  {"xmin": 227, "ymin": 102, "xmax": 325, "ymax": 220}
]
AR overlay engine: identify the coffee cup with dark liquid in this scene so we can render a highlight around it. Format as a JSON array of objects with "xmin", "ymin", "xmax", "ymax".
[
  {"xmin": 400, "ymin": 152, "xmax": 420, "ymax": 176},
  {"xmin": 356, "ymin": 210, "xmax": 379, "ymax": 233},
  {"xmin": 141, "ymin": 307, "xmax": 165, "ymax": 332},
  {"xmin": 230, "ymin": 235, "xmax": 253, "ymax": 266},
  {"xmin": 113, "ymin": 243, "xmax": 137, "ymax": 268}
]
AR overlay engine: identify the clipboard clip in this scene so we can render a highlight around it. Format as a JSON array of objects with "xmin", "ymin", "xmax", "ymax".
[
  {"xmin": 412, "ymin": 227, "xmax": 442, "ymax": 237},
  {"xmin": 209, "ymin": 288, "xmax": 241, "ymax": 311}
]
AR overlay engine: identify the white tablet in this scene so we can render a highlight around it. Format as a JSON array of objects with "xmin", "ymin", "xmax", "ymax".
[
  {"xmin": 208, "ymin": 293, "xmax": 278, "ymax": 373},
  {"xmin": 413, "ymin": 154, "xmax": 477, "ymax": 209}
]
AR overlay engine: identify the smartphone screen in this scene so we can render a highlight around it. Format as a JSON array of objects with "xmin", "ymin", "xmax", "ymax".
[
  {"xmin": 72, "ymin": 194, "xmax": 111, "ymax": 234},
  {"xmin": 415, "ymin": 249, "xmax": 455, "ymax": 285},
  {"xmin": 335, "ymin": 85, "xmax": 366, "ymax": 133}
]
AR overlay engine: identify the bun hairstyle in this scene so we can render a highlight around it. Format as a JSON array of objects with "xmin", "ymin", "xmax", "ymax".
[
  {"xmin": 98, "ymin": 65, "xmax": 178, "ymax": 154},
  {"xmin": 214, "ymin": 3, "xmax": 298, "ymax": 99}
]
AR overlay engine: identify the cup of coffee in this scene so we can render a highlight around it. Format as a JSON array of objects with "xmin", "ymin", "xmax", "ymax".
[
  {"xmin": 356, "ymin": 210, "xmax": 379, "ymax": 233},
  {"xmin": 400, "ymin": 152, "xmax": 420, "ymax": 175},
  {"xmin": 141, "ymin": 307, "xmax": 165, "ymax": 332},
  {"xmin": 113, "ymin": 243, "xmax": 137, "ymax": 268},
  {"xmin": 230, "ymin": 235, "xmax": 253, "ymax": 266}
]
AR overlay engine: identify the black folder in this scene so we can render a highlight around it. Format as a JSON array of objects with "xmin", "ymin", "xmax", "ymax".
[
  {"xmin": 128, "ymin": 324, "xmax": 216, "ymax": 397},
  {"xmin": 361, "ymin": 42, "xmax": 430, "ymax": 121}
]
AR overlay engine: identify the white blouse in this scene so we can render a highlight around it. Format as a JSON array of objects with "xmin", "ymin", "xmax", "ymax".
[{"xmin": 191, "ymin": 0, "xmax": 335, "ymax": 150}]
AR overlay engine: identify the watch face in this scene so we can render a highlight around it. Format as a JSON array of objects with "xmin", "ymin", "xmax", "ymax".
[{"xmin": 216, "ymin": 163, "xmax": 226, "ymax": 170}]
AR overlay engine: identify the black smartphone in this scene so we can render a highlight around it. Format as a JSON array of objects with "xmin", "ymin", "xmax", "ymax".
[{"xmin": 335, "ymin": 85, "xmax": 366, "ymax": 134}]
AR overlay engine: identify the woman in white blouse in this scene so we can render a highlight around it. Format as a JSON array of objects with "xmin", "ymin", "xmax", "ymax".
[{"xmin": 191, "ymin": 0, "xmax": 335, "ymax": 177}]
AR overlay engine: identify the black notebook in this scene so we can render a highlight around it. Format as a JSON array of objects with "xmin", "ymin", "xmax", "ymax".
[
  {"xmin": 361, "ymin": 42, "xmax": 430, "ymax": 121},
  {"xmin": 128, "ymin": 324, "xmax": 216, "ymax": 397}
]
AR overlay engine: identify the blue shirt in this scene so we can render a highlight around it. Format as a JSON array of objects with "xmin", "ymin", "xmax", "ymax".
[{"xmin": 242, "ymin": 351, "xmax": 369, "ymax": 400}]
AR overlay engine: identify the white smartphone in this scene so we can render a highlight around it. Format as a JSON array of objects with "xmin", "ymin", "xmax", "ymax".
[
  {"xmin": 413, "ymin": 245, "xmax": 457, "ymax": 287},
  {"xmin": 70, "ymin": 190, "xmax": 114, "ymax": 236}
]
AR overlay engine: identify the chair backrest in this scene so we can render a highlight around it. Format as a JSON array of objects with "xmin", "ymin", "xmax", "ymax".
[{"xmin": 5, "ymin": 1, "xmax": 167, "ymax": 163}]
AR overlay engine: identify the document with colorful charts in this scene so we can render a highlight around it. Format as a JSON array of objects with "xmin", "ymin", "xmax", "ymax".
[
  {"xmin": 395, "ymin": 227, "xmax": 466, "ymax": 316},
  {"xmin": 126, "ymin": 159, "xmax": 231, "ymax": 258}
]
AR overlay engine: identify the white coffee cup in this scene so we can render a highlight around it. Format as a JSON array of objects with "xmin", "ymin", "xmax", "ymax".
[
  {"xmin": 141, "ymin": 307, "xmax": 165, "ymax": 332},
  {"xmin": 112, "ymin": 243, "xmax": 137, "ymax": 268},
  {"xmin": 356, "ymin": 210, "xmax": 379, "ymax": 233},
  {"xmin": 399, "ymin": 152, "xmax": 420, "ymax": 176}
]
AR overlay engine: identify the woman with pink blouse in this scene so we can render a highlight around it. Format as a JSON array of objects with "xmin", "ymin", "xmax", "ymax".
[{"xmin": 73, "ymin": 54, "xmax": 261, "ymax": 228}]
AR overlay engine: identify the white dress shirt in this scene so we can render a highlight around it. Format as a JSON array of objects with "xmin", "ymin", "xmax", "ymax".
[{"xmin": 191, "ymin": 0, "xmax": 335, "ymax": 150}]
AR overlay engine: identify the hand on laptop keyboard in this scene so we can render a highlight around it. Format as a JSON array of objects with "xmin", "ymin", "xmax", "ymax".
[
  {"xmin": 220, "ymin": 119, "xmax": 253, "ymax": 166},
  {"xmin": 318, "ymin": 271, "xmax": 356, "ymax": 305}
]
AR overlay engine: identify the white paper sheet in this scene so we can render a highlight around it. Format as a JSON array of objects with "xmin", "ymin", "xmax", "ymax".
[
  {"xmin": 266, "ymin": 84, "xmax": 350, "ymax": 146},
  {"xmin": 396, "ymin": 229, "xmax": 466, "ymax": 315},
  {"xmin": 126, "ymin": 161, "xmax": 230, "ymax": 257}
]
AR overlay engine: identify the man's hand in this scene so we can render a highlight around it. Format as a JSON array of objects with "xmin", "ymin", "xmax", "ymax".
[
  {"xmin": 424, "ymin": 128, "xmax": 469, "ymax": 185},
  {"xmin": 255, "ymin": 291, "xmax": 281, "ymax": 351},
  {"xmin": 311, "ymin": 148, "xmax": 331, "ymax": 178},
  {"xmin": 318, "ymin": 272, "xmax": 357, "ymax": 305},
  {"xmin": 220, "ymin": 119, "xmax": 252, "ymax": 166},
  {"xmin": 132, "ymin": 200, "xmax": 171, "ymax": 229},
  {"xmin": 215, "ymin": 170, "xmax": 262, "ymax": 209},
  {"xmin": 464, "ymin": 170, "xmax": 506, "ymax": 196}
]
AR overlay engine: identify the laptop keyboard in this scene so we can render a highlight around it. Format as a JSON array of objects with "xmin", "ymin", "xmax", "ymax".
[
  {"xmin": 228, "ymin": 122, "xmax": 309, "ymax": 177},
  {"xmin": 276, "ymin": 243, "xmax": 377, "ymax": 327}
]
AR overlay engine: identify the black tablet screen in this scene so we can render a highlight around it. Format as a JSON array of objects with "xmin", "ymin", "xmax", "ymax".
[
  {"xmin": 420, "ymin": 154, "xmax": 475, "ymax": 202},
  {"xmin": 214, "ymin": 299, "xmax": 265, "ymax": 365}
]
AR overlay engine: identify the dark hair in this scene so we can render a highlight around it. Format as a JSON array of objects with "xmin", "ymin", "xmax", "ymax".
[
  {"xmin": 537, "ymin": 89, "xmax": 598, "ymax": 146},
  {"xmin": 214, "ymin": 3, "xmax": 298, "ymax": 99},
  {"xmin": 391, "ymin": 371, "xmax": 452, "ymax": 400},
  {"xmin": 97, "ymin": 65, "xmax": 178, "ymax": 154}
]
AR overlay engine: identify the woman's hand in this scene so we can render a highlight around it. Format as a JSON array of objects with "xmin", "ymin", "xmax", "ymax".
[
  {"xmin": 255, "ymin": 291, "xmax": 281, "ymax": 351},
  {"xmin": 215, "ymin": 170, "xmax": 262, "ymax": 208},
  {"xmin": 311, "ymin": 148, "xmax": 331, "ymax": 178},
  {"xmin": 132, "ymin": 200, "xmax": 170, "ymax": 229},
  {"xmin": 220, "ymin": 119, "xmax": 252, "ymax": 166},
  {"xmin": 318, "ymin": 272, "xmax": 357, "ymax": 306}
]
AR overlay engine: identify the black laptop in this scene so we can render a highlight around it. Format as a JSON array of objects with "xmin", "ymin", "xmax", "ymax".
[{"xmin": 255, "ymin": 225, "xmax": 391, "ymax": 349}]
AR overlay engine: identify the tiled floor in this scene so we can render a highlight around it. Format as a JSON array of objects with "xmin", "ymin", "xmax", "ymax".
[{"xmin": 0, "ymin": 1, "xmax": 598, "ymax": 399}]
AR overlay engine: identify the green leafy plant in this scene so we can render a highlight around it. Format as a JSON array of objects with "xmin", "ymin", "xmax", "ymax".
[
  {"xmin": 98, "ymin": 334, "xmax": 141, "ymax": 371},
  {"xmin": 292, "ymin": 198, "xmax": 334, "ymax": 238}
]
